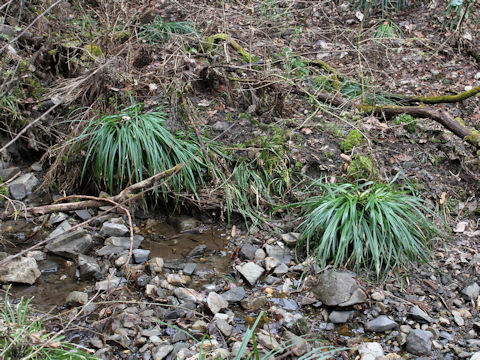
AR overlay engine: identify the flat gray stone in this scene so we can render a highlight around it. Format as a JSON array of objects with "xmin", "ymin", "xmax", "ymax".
[
  {"xmin": 240, "ymin": 244, "xmax": 257, "ymax": 260},
  {"xmin": 8, "ymin": 183, "xmax": 26, "ymax": 200},
  {"xmin": 65, "ymin": 291, "xmax": 88, "ymax": 305},
  {"xmin": 358, "ymin": 342, "xmax": 384, "ymax": 360},
  {"xmin": 0, "ymin": 167, "xmax": 20, "ymax": 181},
  {"xmin": 46, "ymin": 220, "xmax": 72, "ymax": 240},
  {"xmin": 95, "ymin": 276, "xmax": 126, "ymax": 291},
  {"xmin": 236, "ymin": 262, "xmax": 264, "ymax": 285},
  {"xmin": 9, "ymin": 173, "xmax": 38, "ymax": 193},
  {"xmin": 74, "ymin": 209, "xmax": 92, "ymax": 221},
  {"xmin": 45, "ymin": 229, "xmax": 92, "ymax": 259},
  {"xmin": 78, "ymin": 254, "xmax": 101, "ymax": 280},
  {"xmin": 329, "ymin": 310, "xmax": 354, "ymax": 324},
  {"xmin": 207, "ymin": 292, "xmax": 228, "ymax": 314},
  {"xmin": 153, "ymin": 344, "xmax": 174, "ymax": 360},
  {"xmin": 410, "ymin": 305, "xmax": 433, "ymax": 324},
  {"xmin": 221, "ymin": 286, "xmax": 246, "ymax": 302},
  {"xmin": 104, "ymin": 235, "xmax": 144, "ymax": 249},
  {"xmin": 405, "ymin": 329, "xmax": 432, "ymax": 356},
  {"xmin": 182, "ymin": 263, "xmax": 196, "ymax": 275},
  {"xmin": 462, "ymin": 283, "xmax": 480, "ymax": 301},
  {"xmin": 0, "ymin": 256, "xmax": 40, "ymax": 284},
  {"xmin": 311, "ymin": 270, "xmax": 366, "ymax": 306},
  {"xmin": 174, "ymin": 288, "xmax": 204, "ymax": 303},
  {"xmin": 365, "ymin": 315, "xmax": 398, "ymax": 332},
  {"xmin": 96, "ymin": 245, "xmax": 124, "ymax": 256},
  {"xmin": 132, "ymin": 249, "xmax": 150, "ymax": 263},
  {"xmin": 265, "ymin": 244, "xmax": 292, "ymax": 264},
  {"xmin": 100, "ymin": 222, "xmax": 129, "ymax": 237}
]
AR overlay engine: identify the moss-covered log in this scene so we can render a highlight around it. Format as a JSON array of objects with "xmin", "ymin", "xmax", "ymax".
[
  {"xmin": 204, "ymin": 33, "xmax": 258, "ymax": 64},
  {"xmin": 394, "ymin": 87, "xmax": 480, "ymax": 104}
]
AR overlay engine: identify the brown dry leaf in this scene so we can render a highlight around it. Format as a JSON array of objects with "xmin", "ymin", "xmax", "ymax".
[
  {"xmin": 340, "ymin": 154, "xmax": 351, "ymax": 162},
  {"xmin": 396, "ymin": 153, "xmax": 413, "ymax": 162},
  {"xmin": 47, "ymin": 341, "xmax": 62, "ymax": 348},
  {"xmin": 300, "ymin": 127, "xmax": 312, "ymax": 135},
  {"xmin": 29, "ymin": 331, "xmax": 44, "ymax": 344},
  {"xmin": 440, "ymin": 192, "xmax": 447, "ymax": 205},
  {"xmin": 453, "ymin": 221, "xmax": 469, "ymax": 233}
]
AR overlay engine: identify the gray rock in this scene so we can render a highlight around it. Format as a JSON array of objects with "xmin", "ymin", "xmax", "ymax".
[
  {"xmin": 168, "ymin": 216, "xmax": 199, "ymax": 232},
  {"xmin": 104, "ymin": 235, "xmax": 144, "ymax": 250},
  {"xmin": 274, "ymin": 263, "xmax": 289, "ymax": 275},
  {"xmin": 8, "ymin": 173, "xmax": 38, "ymax": 199},
  {"xmin": 236, "ymin": 262, "xmax": 264, "ymax": 285},
  {"xmin": 264, "ymin": 256, "xmax": 280, "ymax": 271},
  {"xmin": 241, "ymin": 295, "xmax": 268, "ymax": 310},
  {"xmin": 96, "ymin": 245, "xmax": 124, "ymax": 256},
  {"xmin": 0, "ymin": 167, "xmax": 19, "ymax": 181},
  {"xmin": 410, "ymin": 305, "xmax": 433, "ymax": 324},
  {"xmin": 65, "ymin": 291, "xmax": 88, "ymax": 305},
  {"xmin": 371, "ymin": 291, "xmax": 385, "ymax": 302},
  {"xmin": 358, "ymin": 342, "xmax": 384, "ymax": 360},
  {"xmin": 462, "ymin": 283, "xmax": 480, "ymax": 301},
  {"xmin": 182, "ymin": 263, "xmax": 196, "ymax": 275},
  {"xmin": 0, "ymin": 256, "xmax": 40, "ymax": 284},
  {"xmin": 45, "ymin": 229, "xmax": 92, "ymax": 259},
  {"xmin": 240, "ymin": 244, "xmax": 257, "ymax": 260},
  {"xmin": 49, "ymin": 212, "xmax": 69, "ymax": 225},
  {"xmin": 222, "ymin": 287, "xmax": 246, "ymax": 302},
  {"xmin": 149, "ymin": 257, "xmax": 164, "ymax": 273},
  {"xmin": 46, "ymin": 220, "xmax": 72, "ymax": 240},
  {"xmin": 100, "ymin": 222, "xmax": 129, "ymax": 237},
  {"xmin": 329, "ymin": 310, "xmax": 354, "ymax": 324},
  {"xmin": 78, "ymin": 254, "xmax": 101, "ymax": 280},
  {"xmin": 207, "ymin": 292, "xmax": 228, "ymax": 314},
  {"xmin": 257, "ymin": 333, "xmax": 280, "ymax": 350},
  {"xmin": 283, "ymin": 330, "xmax": 310, "ymax": 356},
  {"xmin": 188, "ymin": 245, "xmax": 206, "ymax": 257},
  {"xmin": 214, "ymin": 317, "xmax": 232, "ymax": 336},
  {"xmin": 95, "ymin": 276, "xmax": 126, "ymax": 291},
  {"xmin": 153, "ymin": 344, "xmax": 173, "ymax": 360},
  {"xmin": 9, "ymin": 183, "xmax": 26, "ymax": 200},
  {"xmin": 254, "ymin": 248, "xmax": 266, "ymax": 261},
  {"xmin": 133, "ymin": 249, "xmax": 150, "ymax": 263},
  {"xmin": 471, "ymin": 352, "xmax": 480, "ymax": 360},
  {"xmin": 166, "ymin": 273, "xmax": 190, "ymax": 286},
  {"xmin": 281, "ymin": 233, "xmax": 300, "ymax": 246},
  {"xmin": 265, "ymin": 244, "xmax": 292, "ymax": 264},
  {"xmin": 365, "ymin": 315, "xmax": 398, "ymax": 332},
  {"xmin": 310, "ymin": 270, "xmax": 366, "ymax": 306},
  {"xmin": 405, "ymin": 329, "xmax": 433, "ymax": 355},
  {"xmin": 74, "ymin": 209, "xmax": 92, "ymax": 221}
]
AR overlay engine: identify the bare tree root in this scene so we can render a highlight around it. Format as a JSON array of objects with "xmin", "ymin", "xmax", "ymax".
[{"xmin": 358, "ymin": 104, "xmax": 480, "ymax": 148}]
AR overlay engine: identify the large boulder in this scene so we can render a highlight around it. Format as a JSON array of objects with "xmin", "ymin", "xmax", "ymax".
[
  {"xmin": 308, "ymin": 270, "xmax": 366, "ymax": 306},
  {"xmin": 0, "ymin": 256, "xmax": 41, "ymax": 284}
]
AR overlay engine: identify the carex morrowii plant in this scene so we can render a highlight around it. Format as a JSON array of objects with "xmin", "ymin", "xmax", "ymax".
[
  {"xmin": 76, "ymin": 102, "xmax": 207, "ymax": 196},
  {"xmin": 295, "ymin": 180, "xmax": 441, "ymax": 277}
]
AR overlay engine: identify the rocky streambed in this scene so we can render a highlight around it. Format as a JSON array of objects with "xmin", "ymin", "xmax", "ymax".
[{"xmin": 0, "ymin": 167, "xmax": 480, "ymax": 360}]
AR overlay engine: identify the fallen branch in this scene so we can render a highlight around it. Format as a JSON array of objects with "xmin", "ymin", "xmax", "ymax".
[
  {"xmin": 2, "ymin": 164, "xmax": 182, "ymax": 219},
  {"xmin": 385, "ymin": 86, "xmax": 480, "ymax": 105},
  {"xmin": 358, "ymin": 104, "xmax": 480, "ymax": 148}
]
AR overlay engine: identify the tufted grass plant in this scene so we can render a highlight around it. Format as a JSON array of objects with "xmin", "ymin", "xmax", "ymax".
[
  {"xmin": 77, "ymin": 102, "xmax": 207, "ymax": 195},
  {"xmin": 295, "ymin": 181, "xmax": 441, "ymax": 277},
  {"xmin": 0, "ymin": 289, "xmax": 97, "ymax": 359},
  {"xmin": 138, "ymin": 16, "xmax": 196, "ymax": 43}
]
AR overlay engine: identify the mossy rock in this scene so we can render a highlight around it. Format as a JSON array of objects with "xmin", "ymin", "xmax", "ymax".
[
  {"xmin": 347, "ymin": 154, "xmax": 378, "ymax": 182},
  {"xmin": 340, "ymin": 129, "xmax": 364, "ymax": 153}
]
